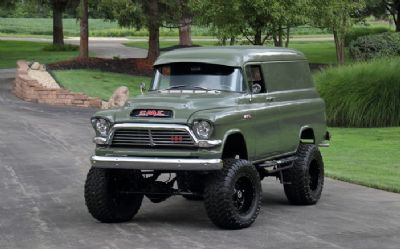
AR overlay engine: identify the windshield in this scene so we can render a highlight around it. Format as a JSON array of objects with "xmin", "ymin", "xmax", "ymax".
[{"xmin": 151, "ymin": 63, "xmax": 246, "ymax": 92}]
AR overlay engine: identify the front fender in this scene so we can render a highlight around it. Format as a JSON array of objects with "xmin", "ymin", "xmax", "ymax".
[{"xmin": 189, "ymin": 107, "xmax": 256, "ymax": 159}]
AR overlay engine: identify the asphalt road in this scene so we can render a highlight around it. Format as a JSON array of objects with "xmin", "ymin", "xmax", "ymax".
[{"xmin": 0, "ymin": 74, "xmax": 400, "ymax": 249}]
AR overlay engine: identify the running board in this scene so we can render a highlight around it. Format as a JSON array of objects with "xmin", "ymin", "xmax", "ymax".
[{"xmin": 257, "ymin": 156, "xmax": 297, "ymax": 174}]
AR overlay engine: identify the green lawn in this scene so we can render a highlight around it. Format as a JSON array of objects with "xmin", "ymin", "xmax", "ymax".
[
  {"xmin": 290, "ymin": 41, "xmax": 351, "ymax": 64},
  {"xmin": 1, "ymin": 18, "xmax": 395, "ymax": 38},
  {"xmin": 51, "ymin": 69, "xmax": 151, "ymax": 101},
  {"xmin": 0, "ymin": 40, "xmax": 79, "ymax": 69},
  {"xmin": 0, "ymin": 18, "xmax": 213, "ymax": 37},
  {"xmin": 125, "ymin": 40, "xmax": 347, "ymax": 64},
  {"xmin": 321, "ymin": 127, "xmax": 400, "ymax": 193}
]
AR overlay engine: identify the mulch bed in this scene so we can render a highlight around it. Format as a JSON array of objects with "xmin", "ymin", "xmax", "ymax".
[
  {"xmin": 46, "ymin": 55, "xmax": 330, "ymax": 76},
  {"xmin": 47, "ymin": 57, "xmax": 154, "ymax": 77}
]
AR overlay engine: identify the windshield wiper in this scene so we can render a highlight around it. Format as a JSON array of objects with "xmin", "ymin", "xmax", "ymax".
[
  {"xmin": 163, "ymin": 85, "xmax": 219, "ymax": 92},
  {"xmin": 163, "ymin": 85, "xmax": 186, "ymax": 90},
  {"xmin": 191, "ymin": 86, "xmax": 212, "ymax": 91}
]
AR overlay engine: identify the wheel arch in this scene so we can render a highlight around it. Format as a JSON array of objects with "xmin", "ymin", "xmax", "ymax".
[
  {"xmin": 221, "ymin": 130, "xmax": 248, "ymax": 160},
  {"xmin": 299, "ymin": 125, "xmax": 315, "ymax": 144}
]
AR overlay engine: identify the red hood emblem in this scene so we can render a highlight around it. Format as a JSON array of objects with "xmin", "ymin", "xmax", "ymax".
[{"xmin": 132, "ymin": 109, "xmax": 172, "ymax": 118}]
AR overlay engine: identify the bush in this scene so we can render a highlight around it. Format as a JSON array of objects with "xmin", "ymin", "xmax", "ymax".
[
  {"xmin": 314, "ymin": 58, "xmax": 400, "ymax": 127},
  {"xmin": 349, "ymin": 32, "xmax": 400, "ymax": 61},
  {"xmin": 42, "ymin": 44, "xmax": 79, "ymax": 52},
  {"xmin": 345, "ymin": 27, "xmax": 392, "ymax": 47}
]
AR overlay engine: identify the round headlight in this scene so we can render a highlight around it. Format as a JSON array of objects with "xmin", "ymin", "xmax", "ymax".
[
  {"xmin": 193, "ymin": 120, "xmax": 213, "ymax": 140},
  {"xmin": 92, "ymin": 118, "xmax": 110, "ymax": 137}
]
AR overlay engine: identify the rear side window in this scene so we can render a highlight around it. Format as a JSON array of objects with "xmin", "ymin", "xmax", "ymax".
[{"xmin": 261, "ymin": 61, "xmax": 313, "ymax": 91}]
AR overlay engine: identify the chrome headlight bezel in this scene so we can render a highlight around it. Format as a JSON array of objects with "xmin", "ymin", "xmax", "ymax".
[
  {"xmin": 91, "ymin": 117, "xmax": 111, "ymax": 138},
  {"xmin": 192, "ymin": 120, "xmax": 214, "ymax": 140}
]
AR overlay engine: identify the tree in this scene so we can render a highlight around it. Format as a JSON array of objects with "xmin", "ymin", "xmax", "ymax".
[
  {"xmin": 99, "ymin": 0, "xmax": 174, "ymax": 60},
  {"xmin": 79, "ymin": 0, "xmax": 89, "ymax": 58},
  {"xmin": 309, "ymin": 0, "xmax": 366, "ymax": 65},
  {"xmin": 191, "ymin": 0, "xmax": 308, "ymax": 46},
  {"xmin": 365, "ymin": 0, "xmax": 400, "ymax": 32},
  {"xmin": 0, "ymin": 0, "xmax": 17, "ymax": 17},
  {"xmin": 23, "ymin": 0, "xmax": 79, "ymax": 45},
  {"xmin": 271, "ymin": 0, "xmax": 309, "ymax": 47},
  {"xmin": 164, "ymin": 0, "xmax": 193, "ymax": 46}
]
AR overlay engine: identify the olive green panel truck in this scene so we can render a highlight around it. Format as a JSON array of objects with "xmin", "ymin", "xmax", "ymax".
[{"xmin": 84, "ymin": 47, "xmax": 330, "ymax": 229}]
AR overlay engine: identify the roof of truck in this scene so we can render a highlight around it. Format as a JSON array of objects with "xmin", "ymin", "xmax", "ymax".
[{"xmin": 154, "ymin": 46, "xmax": 306, "ymax": 67}]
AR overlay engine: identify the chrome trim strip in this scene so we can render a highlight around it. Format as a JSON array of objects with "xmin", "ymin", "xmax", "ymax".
[
  {"xmin": 91, "ymin": 156, "xmax": 223, "ymax": 171},
  {"xmin": 318, "ymin": 142, "xmax": 330, "ymax": 147}
]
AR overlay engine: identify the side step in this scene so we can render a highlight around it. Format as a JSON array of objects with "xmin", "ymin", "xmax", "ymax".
[{"xmin": 257, "ymin": 156, "xmax": 297, "ymax": 174}]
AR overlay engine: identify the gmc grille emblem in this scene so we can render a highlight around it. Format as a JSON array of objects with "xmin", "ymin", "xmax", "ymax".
[
  {"xmin": 138, "ymin": 110, "xmax": 167, "ymax": 117},
  {"xmin": 131, "ymin": 109, "xmax": 172, "ymax": 118},
  {"xmin": 170, "ymin": 135, "xmax": 183, "ymax": 142}
]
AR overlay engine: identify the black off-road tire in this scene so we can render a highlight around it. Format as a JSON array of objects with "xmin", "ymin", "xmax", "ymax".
[
  {"xmin": 177, "ymin": 172, "xmax": 204, "ymax": 201},
  {"xmin": 204, "ymin": 159, "xmax": 261, "ymax": 229},
  {"xmin": 283, "ymin": 144, "xmax": 324, "ymax": 205},
  {"xmin": 84, "ymin": 168, "xmax": 144, "ymax": 223}
]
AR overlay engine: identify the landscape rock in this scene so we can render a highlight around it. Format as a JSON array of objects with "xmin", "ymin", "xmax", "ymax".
[
  {"xmin": 107, "ymin": 86, "xmax": 129, "ymax": 108},
  {"xmin": 30, "ymin": 62, "xmax": 41, "ymax": 70}
]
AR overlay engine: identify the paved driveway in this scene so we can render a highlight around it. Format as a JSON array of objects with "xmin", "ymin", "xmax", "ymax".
[
  {"xmin": 0, "ymin": 75, "xmax": 399, "ymax": 249},
  {"xmin": 0, "ymin": 37, "xmax": 148, "ymax": 59}
]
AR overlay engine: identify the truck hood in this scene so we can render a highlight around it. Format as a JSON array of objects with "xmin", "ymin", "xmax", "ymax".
[{"xmin": 111, "ymin": 91, "xmax": 242, "ymax": 124}]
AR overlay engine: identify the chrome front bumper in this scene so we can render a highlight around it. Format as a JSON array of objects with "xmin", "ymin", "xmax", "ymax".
[{"xmin": 91, "ymin": 156, "xmax": 223, "ymax": 171}]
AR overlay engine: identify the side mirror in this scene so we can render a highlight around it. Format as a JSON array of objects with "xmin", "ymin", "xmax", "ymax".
[
  {"xmin": 140, "ymin": 82, "xmax": 146, "ymax": 95},
  {"xmin": 252, "ymin": 83, "xmax": 262, "ymax": 94}
]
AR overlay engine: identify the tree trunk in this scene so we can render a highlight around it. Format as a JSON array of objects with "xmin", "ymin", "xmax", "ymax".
[
  {"xmin": 147, "ymin": 0, "xmax": 160, "ymax": 60},
  {"xmin": 179, "ymin": 17, "xmax": 192, "ymax": 46},
  {"xmin": 52, "ymin": 2, "xmax": 64, "ymax": 45},
  {"xmin": 278, "ymin": 25, "xmax": 283, "ymax": 47},
  {"xmin": 285, "ymin": 26, "xmax": 290, "ymax": 48},
  {"xmin": 333, "ymin": 31, "xmax": 345, "ymax": 65},
  {"xmin": 147, "ymin": 25, "xmax": 160, "ymax": 60},
  {"xmin": 79, "ymin": 0, "xmax": 89, "ymax": 58},
  {"xmin": 254, "ymin": 29, "xmax": 262, "ymax": 45},
  {"xmin": 396, "ymin": 8, "xmax": 400, "ymax": 32},
  {"xmin": 230, "ymin": 37, "xmax": 235, "ymax": 46}
]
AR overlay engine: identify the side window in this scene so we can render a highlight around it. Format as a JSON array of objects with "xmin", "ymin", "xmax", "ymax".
[
  {"xmin": 246, "ymin": 65, "xmax": 267, "ymax": 93},
  {"xmin": 262, "ymin": 61, "xmax": 313, "ymax": 91}
]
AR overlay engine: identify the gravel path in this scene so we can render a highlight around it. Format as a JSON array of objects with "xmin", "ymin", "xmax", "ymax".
[{"xmin": 0, "ymin": 73, "xmax": 399, "ymax": 249}]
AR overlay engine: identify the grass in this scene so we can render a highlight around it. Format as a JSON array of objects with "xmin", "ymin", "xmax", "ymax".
[
  {"xmin": 0, "ymin": 17, "xmax": 396, "ymax": 38},
  {"xmin": 0, "ymin": 18, "xmax": 213, "ymax": 37},
  {"xmin": 125, "ymin": 40, "xmax": 347, "ymax": 64},
  {"xmin": 321, "ymin": 127, "xmax": 400, "ymax": 193},
  {"xmin": 290, "ymin": 41, "xmax": 351, "ymax": 64},
  {"xmin": 0, "ymin": 40, "xmax": 80, "ymax": 69},
  {"xmin": 315, "ymin": 57, "xmax": 400, "ymax": 127},
  {"xmin": 51, "ymin": 69, "xmax": 151, "ymax": 101}
]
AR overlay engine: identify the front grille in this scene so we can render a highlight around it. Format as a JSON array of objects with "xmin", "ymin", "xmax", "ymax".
[{"xmin": 111, "ymin": 128, "xmax": 195, "ymax": 147}]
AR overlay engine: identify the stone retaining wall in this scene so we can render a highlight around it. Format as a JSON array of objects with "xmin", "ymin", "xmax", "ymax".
[{"xmin": 13, "ymin": 60, "xmax": 102, "ymax": 108}]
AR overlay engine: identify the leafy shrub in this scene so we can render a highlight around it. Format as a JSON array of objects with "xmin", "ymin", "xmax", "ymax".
[
  {"xmin": 42, "ymin": 44, "xmax": 79, "ymax": 52},
  {"xmin": 345, "ymin": 27, "xmax": 392, "ymax": 47},
  {"xmin": 314, "ymin": 57, "xmax": 400, "ymax": 127},
  {"xmin": 349, "ymin": 32, "xmax": 400, "ymax": 61}
]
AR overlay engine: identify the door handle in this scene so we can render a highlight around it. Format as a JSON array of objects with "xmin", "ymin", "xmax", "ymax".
[{"xmin": 266, "ymin": 97, "xmax": 275, "ymax": 102}]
